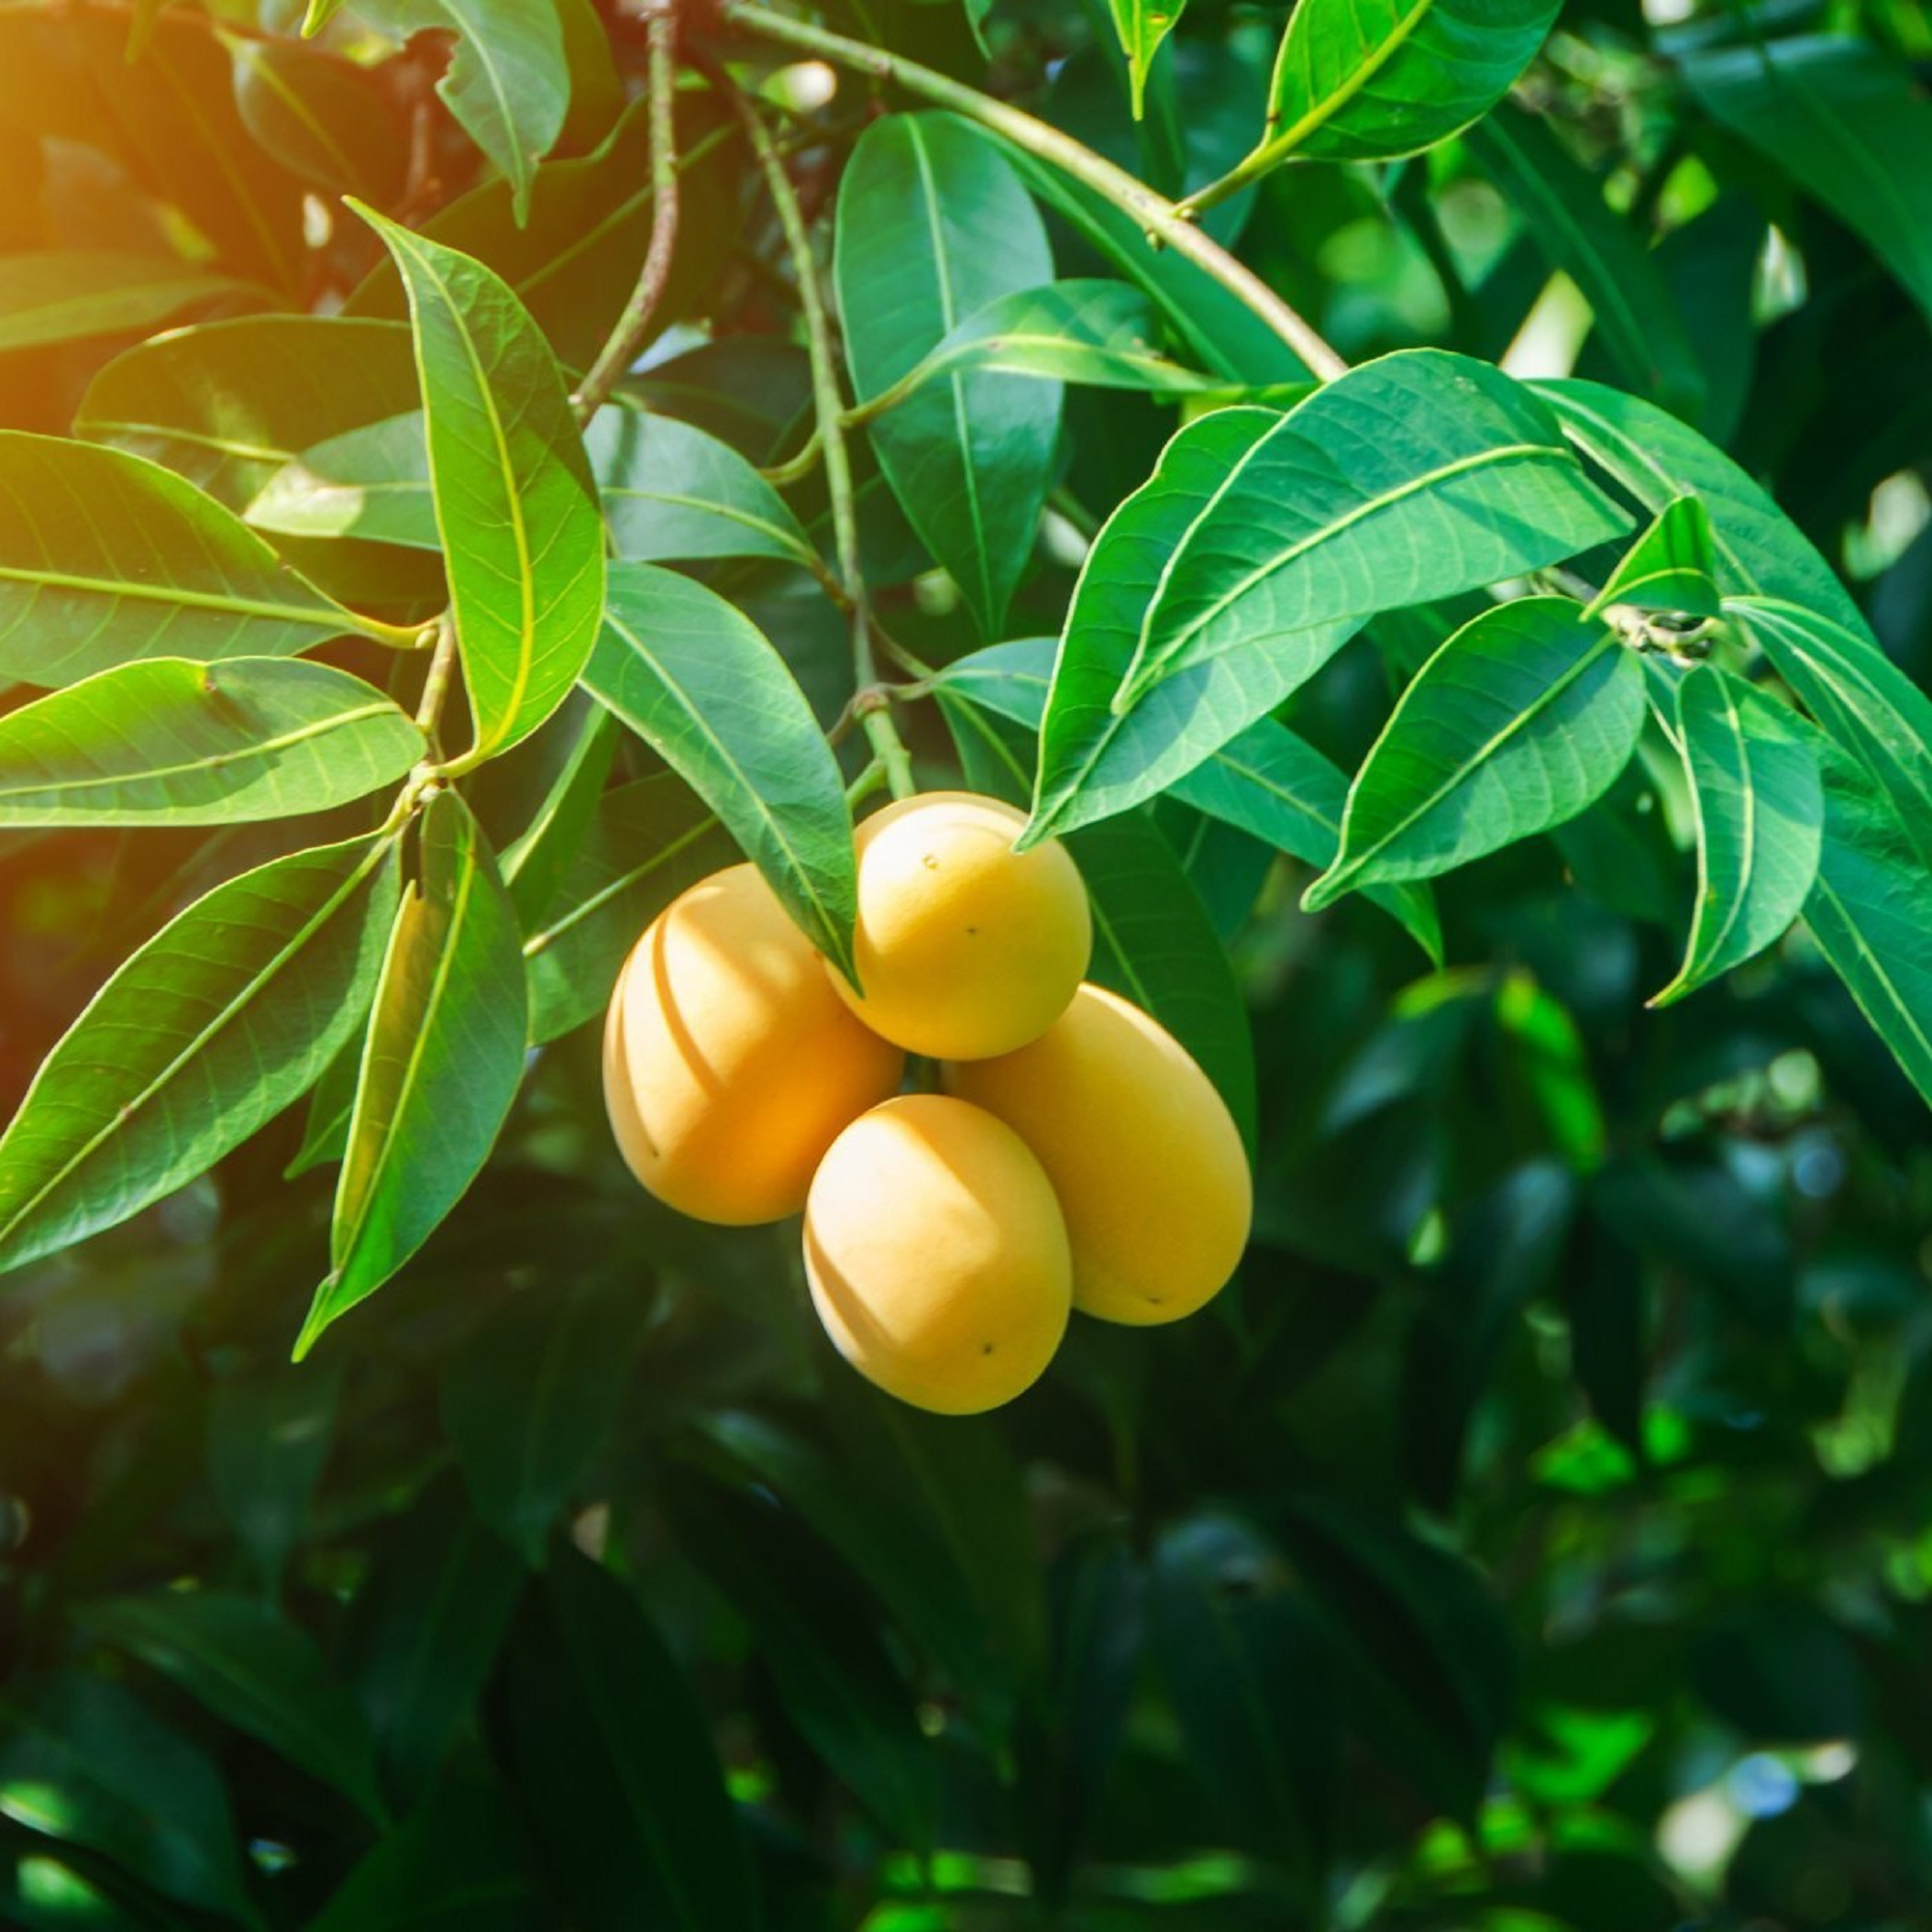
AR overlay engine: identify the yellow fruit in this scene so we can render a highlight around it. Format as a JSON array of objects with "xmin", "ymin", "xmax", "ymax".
[
  {"xmin": 804, "ymin": 1094, "xmax": 1072, "ymax": 1413},
  {"xmin": 945, "ymin": 983, "xmax": 1251, "ymax": 1325},
  {"xmin": 831, "ymin": 791, "xmax": 1091, "ymax": 1060},
  {"xmin": 603, "ymin": 864, "xmax": 904, "ymax": 1225}
]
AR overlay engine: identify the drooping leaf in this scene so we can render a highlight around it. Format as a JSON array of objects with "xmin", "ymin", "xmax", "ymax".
[
  {"xmin": 1109, "ymin": 0, "xmax": 1185, "ymax": 120},
  {"xmin": 1683, "ymin": 36, "xmax": 1932, "ymax": 330},
  {"xmin": 1028, "ymin": 355, "xmax": 1629, "ymax": 842},
  {"xmin": 493, "ymin": 1549, "xmax": 761, "ymax": 1932},
  {"xmin": 835, "ymin": 112, "xmax": 1058, "ymax": 638},
  {"xmin": 524, "ymin": 773, "xmax": 737, "ymax": 1045},
  {"xmin": 1653, "ymin": 666, "xmax": 1822, "ymax": 1007},
  {"xmin": 0, "ymin": 434, "xmax": 397, "ymax": 688},
  {"xmin": 1256, "ymin": 0, "xmax": 1559, "ymax": 167},
  {"xmin": 1466, "ymin": 103, "xmax": 1706, "ymax": 420},
  {"xmin": 582, "ymin": 563, "xmax": 857, "ymax": 979},
  {"xmin": 83, "ymin": 1593, "xmax": 385, "ymax": 1819},
  {"xmin": 495, "ymin": 696, "xmax": 618, "ymax": 929},
  {"xmin": 354, "ymin": 207, "xmax": 605, "ymax": 761},
  {"xmin": 0, "ymin": 250, "xmax": 265, "ymax": 353},
  {"xmin": 0, "ymin": 834, "xmax": 397, "ymax": 1275},
  {"xmin": 0, "ymin": 657, "xmax": 422, "ymax": 827},
  {"xmin": 1306, "ymin": 598, "xmax": 1645, "ymax": 907},
  {"xmin": 207, "ymin": 1364, "xmax": 343, "ymax": 1593},
  {"xmin": 300, "ymin": 792, "xmax": 527, "ymax": 1357},
  {"xmin": 1587, "ymin": 496, "xmax": 1721, "ymax": 621},
  {"xmin": 227, "ymin": 32, "xmax": 407, "ymax": 201}
]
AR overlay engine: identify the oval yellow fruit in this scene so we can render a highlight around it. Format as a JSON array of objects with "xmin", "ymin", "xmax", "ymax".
[
  {"xmin": 830, "ymin": 791, "xmax": 1091, "ymax": 1060},
  {"xmin": 804, "ymin": 1094, "xmax": 1072, "ymax": 1413},
  {"xmin": 945, "ymin": 983, "xmax": 1251, "ymax": 1325},
  {"xmin": 603, "ymin": 864, "xmax": 904, "ymax": 1225}
]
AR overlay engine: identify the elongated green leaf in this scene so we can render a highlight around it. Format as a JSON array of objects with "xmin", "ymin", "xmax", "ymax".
[
  {"xmin": 247, "ymin": 406, "xmax": 821, "ymax": 578},
  {"xmin": 496, "ymin": 1549, "xmax": 761, "ymax": 1931},
  {"xmin": 524, "ymin": 773, "xmax": 736, "ymax": 1044},
  {"xmin": 1654, "ymin": 666, "xmax": 1821, "ymax": 1007},
  {"xmin": 355, "ymin": 207, "xmax": 604, "ymax": 761},
  {"xmin": 1804, "ymin": 752, "xmax": 1932, "ymax": 1111},
  {"xmin": 228, "ymin": 33, "xmax": 407, "ymax": 201},
  {"xmin": 440, "ymin": 1275, "xmax": 652, "ymax": 1564},
  {"xmin": 85, "ymin": 1593, "xmax": 384, "ymax": 1819},
  {"xmin": 940, "ymin": 636, "xmax": 1440, "ymax": 959},
  {"xmin": 0, "ymin": 251, "xmax": 263, "ymax": 352},
  {"xmin": 1258, "ymin": 0, "xmax": 1558, "ymax": 166},
  {"xmin": 498, "ymin": 700, "xmax": 619, "ymax": 928},
  {"xmin": 1683, "ymin": 37, "xmax": 1932, "ymax": 330},
  {"xmin": 1466, "ymin": 104, "xmax": 1706, "ymax": 419},
  {"xmin": 0, "ymin": 834, "xmax": 397, "ymax": 1275},
  {"xmin": 0, "ymin": 657, "xmax": 422, "ymax": 826},
  {"xmin": 0, "ymin": 1676, "xmax": 255, "ymax": 1922},
  {"xmin": 1110, "ymin": 0, "xmax": 1184, "ymax": 120},
  {"xmin": 835, "ymin": 113, "xmax": 1057, "ymax": 639},
  {"xmin": 583, "ymin": 563, "xmax": 856, "ymax": 978},
  {"xmin": 1307, "ymin": 598, "xmax": 1644, "ymax": 907},
  {"xmin": 0, "ymin": 434, "xmax": 393, "ymax": 688},
  {"xmin": 1588, "ymin": 496, "xmax": 1721, "ymax": 620},
  {"xmin": 300, "ymin": 792, "xmax": 526, "ymax": 1357},
  {"xmin": 1027, "ymin": 354, "xmax": 1628, "ymax": 843}
]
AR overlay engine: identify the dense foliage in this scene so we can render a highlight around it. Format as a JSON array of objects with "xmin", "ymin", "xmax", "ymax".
[{"xmin": 4, "ymin": 0, "xmax": 1932, "ymax": 1921}]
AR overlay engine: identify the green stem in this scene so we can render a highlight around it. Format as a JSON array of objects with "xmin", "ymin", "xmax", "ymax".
[
  {"xmin": 412, "ymin": 612, "xmax": 461, "ymax": 756},
  {"xmin": 715, "ymin": 0, "xmax": 1349, "ymax": 381},
  {"xmin": 861, "ymin": 700, "xmax": 917, "ymax": 800},
  {"xmin": 572, "ymin": 3, "xmax": 681, "ymax": 420}
]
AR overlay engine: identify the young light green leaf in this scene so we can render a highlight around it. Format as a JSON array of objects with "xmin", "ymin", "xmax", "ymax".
[
  {"xmin": 83, "ymin": 1593, "xmax": 384, "ymax": 1820},
  {"xmin": 1110, "ymin": 0, "xmax": 1184, "ymax": 120},
  {"xmin": 1587, "ymin": 496, "xmax": 1721, "ymax": 621},
  {"xmin": 1026, "ymin": 354, "xmax": 1629, "ymax": 844},
  {"xmin": 227, "ymin": 33, "xmax": 407, "ymax": 202},
  {"xmin": 353, "ymin": 205, "xmax": 605, "ymax": 762},
  {"xmin": 835, "ymin": 113, "xmax": 1058, "ymax": 639},
  {"xmin": 582, "ymin": 563, "xmax": 857, "ymax": 979},
  {"xmin": 0, "ymin": 433, "xmax": 398, "ymax": 687},
  {"xmin": 1467, "ymin": 104, "xmax": 1706, "ymax": 420},
  {"xmin": 1306, "ymin": 598, "xmax": 1644, "ymax": 908},
  {"xmin": 0, "ymin": 250, "xmax": 264, "ymax": 352},
  {"xmin": 300, "ymin": 792, "xmax": 527, "ymax": 1358},
  {"xmin": 524, "ymin": 773, "xmax": 737, "ymax": 1045},
  {"xmin": 1256, "ymin": 0, "xmax": 1558, "ymax": 167},
  {"xmin": 0, "ymin": 657, "xmax": 422, "ymax": 827},
  {"xmin": 1653, "ymin": 666, "xmax": 1822, "ymax": 1008},
  {"xmin": 0, "ymin": 835, "xmax": 397, "ymax": 1276},
  {"xmin": 1683, "ymin": 37, "xmax": 1932, "ymax": 331}
]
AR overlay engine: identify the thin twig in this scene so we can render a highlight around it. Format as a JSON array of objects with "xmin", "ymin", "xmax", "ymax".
[
  {"xmin": 412, "ymin": 612, "xmax": 462, "ymax": 756},
  {"xmin": 572, "ymin": 3, "xmax": 682, "ymax": 420}
]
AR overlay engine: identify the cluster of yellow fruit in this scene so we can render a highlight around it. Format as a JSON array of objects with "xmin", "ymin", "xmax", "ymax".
[{"xmin": 601, "ymin": 791, "xmax": 1252, "ymax": 1414}]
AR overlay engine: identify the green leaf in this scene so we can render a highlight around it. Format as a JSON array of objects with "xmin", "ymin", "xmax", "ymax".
[
  {"xmin": 354, "ymin": 206, "xmax": 605, "ymax": 761},
  {"xmin": 0, "ymin": 433, "xmax": 398, "ymax": 688},
  {"xmin": 494, "ymin": 1548, "xmax": 762, "ymax": 1932},
  {"xmin": 1587, "ymin": 496, "xmax": 1721, "ymax": 620},
  {"xmin": 1306, "ymin": 598, "xmax": 1645, "ymax": 907},
  {"xmin": 227, "ymin": 32, "xmax": 407, "ymax": 201},
  {"xmin": 346, "ymin": 1477, "xmax": 525, "ymax": 1806},
  {"xmin": 440, "ymin": 1275, "xmax": 651, "ymax": 1565},
  {"xmin": 0, "ymin": 834, "xmax": 397, "ymax": 1275},
  {"xmin": 1683, "ymin": 37, "xmax": 1932, "ymax": 331},
  {"xmin": 0, "ymin": 1676, "xmax": 255, "ymax": 1923},
  {"xmin": 1466, "ymin": 103, "xmax": 1706, "ymax": 420},
  {"xmin": 524, "ymin": 772, "xmax": 737, "ymax": 1045},
  {"xmin": 1109, "ymin": 0, "xmax": 1184, "ymax": 119},
  {"xmin": 1653, "ymin": 666, "xmax": 1822, "ymax": 1008},
  {"xmin": 300, "ymin": 792, "xmax": 527, "ymax": 1357},
  {"xmin": 0, "ymin": 657, "xmax": 422, "ymax": 827},
  {"xmin": 1028, "ymin": 354, "xmax": 1629, "ymax": 842},
  {"xmin": 583, "ymin": 562, "xmax": 857, "ymax": 979},
  {"xmin": 320, "ymin": 0, "xmax": 566, "ymax": 221},
  {"xmin": 207, "ymin": 1364, "xmax": 343, "ymax": 1594},
  {"xmin": 497, "ymin": 697, "xmax": 618, "ymax": 927},
  {"xmin": 1804, "ymin": 751, "xmax": 1932, "ymax": 1112},
  {"xmin": 83, "ymin": 1592, "xmax": 385, "ymax": 1819},
  {"xmin": 835, "ymin": 112, "xmax": 1058, "ymax": 638},
  {"xmin": 0, "ymin": 250, "xmax": 265, "ymax": 352},
  {"xmin": 1257, "ymin": 0, "xmax": 1559, "ymax": 166}
]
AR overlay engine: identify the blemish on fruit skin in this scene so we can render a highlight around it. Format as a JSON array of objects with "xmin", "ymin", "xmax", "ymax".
[
  {"xmin": 981, "ymin": 1342, "xmax": 995, "ymax": 1355},
  {"xmin": 923, "ymin": 852, "xmax": 940, "ymax": 870}
]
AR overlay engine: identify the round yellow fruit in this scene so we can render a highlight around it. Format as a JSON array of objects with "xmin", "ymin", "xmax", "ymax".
[
  {"xmin": 804, "ymin": 1094, "xmax": 1072, "ymax": 1414},
  {"xmin": 830, "ymin": 791, "xmax": 1091, "ymax": 1061},
  {"xmin": 603, "ymin": 863, "xmax": 904, "ymax": 1225},
  {"xmin": 945, "ymin": 983, "xmax": 1251, "ymax": 1325}
]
